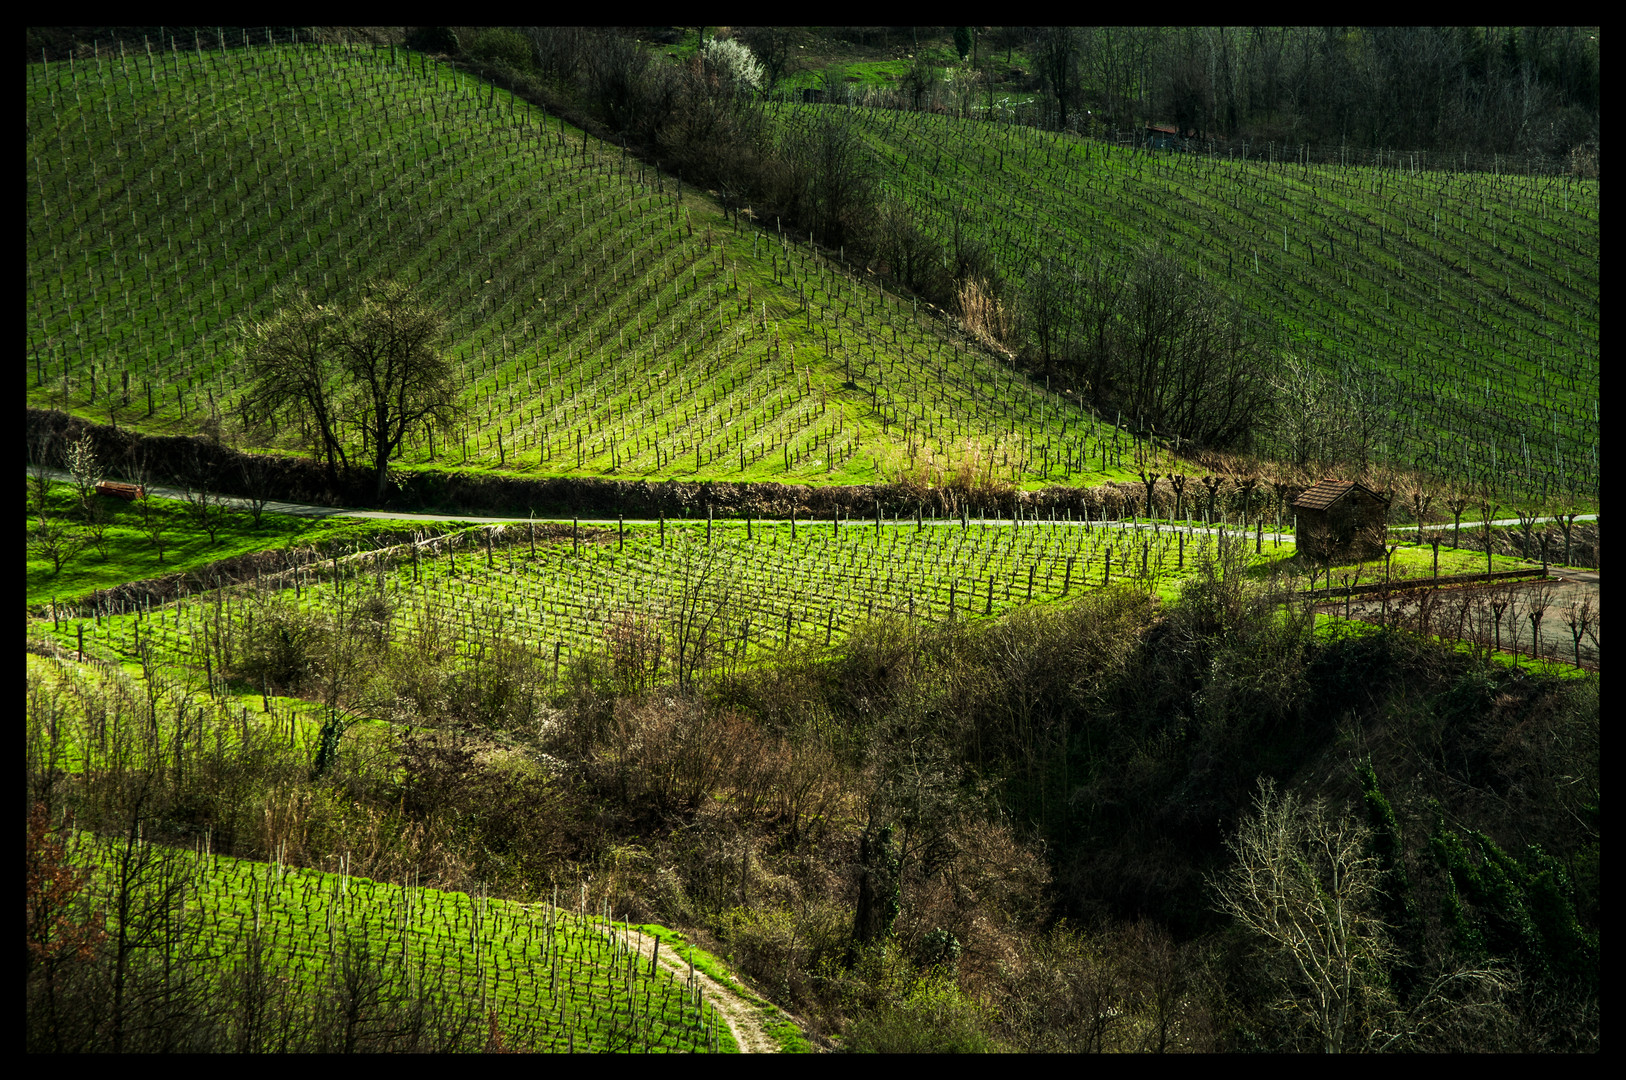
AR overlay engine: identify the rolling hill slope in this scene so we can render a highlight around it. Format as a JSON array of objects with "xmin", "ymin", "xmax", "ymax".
[
  {"xmin": 768, "ymin": 103, "xmax": 1600, "ymax": 500},
  {"xmin": 26, "ymin": 41, "xmax": 1144, "ymax": 494}
]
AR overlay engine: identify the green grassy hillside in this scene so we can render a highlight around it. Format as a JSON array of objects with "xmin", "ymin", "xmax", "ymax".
[
  {"xmin": 767, "ymin": 103, "xmax": 1600, "ymax": 498},
  {"xmin": 24, "ymin": 478, "xmax": 463, "ymax": 608},
  {"xmin": 26, "ymin": 42, "xmax": 1145, "ymax": 493}
]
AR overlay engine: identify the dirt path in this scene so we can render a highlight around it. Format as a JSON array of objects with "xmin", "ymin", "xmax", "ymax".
[
  {"xmin": 602, "ymin": 923, "xmax": 788, "ymax": 1053},
  {"xmin": 1326, "ymin": 573, "xmax": 1599, "ymax": 666}
]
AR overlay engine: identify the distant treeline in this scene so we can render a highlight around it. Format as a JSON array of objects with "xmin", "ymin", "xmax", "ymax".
[
  {"xmin": 26, "ymin": 27, "xmax": 1600, "ymax": 169},
  {"xmin": 1019, "ymin": 27, "xmax": 1597, "ymax": 166}
]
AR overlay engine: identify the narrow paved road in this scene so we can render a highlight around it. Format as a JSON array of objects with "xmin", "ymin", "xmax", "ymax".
[
  {"xmin": 28, "ymin": 468, "xmax": 1597, "ymax": 537},
  {"xmin": 31, "ymin": 467, "xmax": 542, "ymax": 523}
]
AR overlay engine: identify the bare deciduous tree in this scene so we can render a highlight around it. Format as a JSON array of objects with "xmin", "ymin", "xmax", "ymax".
[
  {"xmin": 81, "ymin": 499, "xmax": 114, "ymax": 561},
  {"xmin": 339, "ymin": 281, "xmax": 456, "ymax": 503},
  {"xmin": 29, "ymin": 516, "xmax": 87, "ymax": 577},
  {"xmin": 523, "ymin": 26, "xmax": 590, "ymax": 86},
  {"xmin": 242, "ymin": 283, "xmax": 454, "ymax": 504},
  {"xmin": 235, "ymin": 450, "xmax": 280, "ymax": 529},
  {"xmin": 1017, "ymin": 256, "xmax": 1076, "ymax": 378},
  {"xmin": 874, "ymin": 195, "xmax": 947, "ymax": 297},
  {"xmin": 1265, "ymin": 353, "xmax": 1338, "ymax": 470},
  {"xmin": 1409, "ymin": 483, "xmax": 1435, "ymax": 544},
  {"xmin": 177, "ymin": 443, "xmax": 232, "ymax": 545},
  {"xmin": 28, "ymin": 432, "xmax": 56, "ymax": 522},
  {"xmin": 1560, "ymin": 595, "xmax": 1597, "ymax": 667},
  {"xmin": 806, "ymin": 111, "xmax": 875, "ymax": 249},
  {"xmin": 1526, "ymin": 583, "xmax": 1555, "ymax": 663},
  {"xmin": 661, "ymin": 534, "xmax": 737, "ymax": 691},
  {"xmin": 1033, "ymin": 27, "xmax": 1083, "ymax": 129},
  {"xmin": 240, "ymin": 292, "xmax": 348, "ymax": 488},
  {"xmin": 1446, "ymin": 492, "xmax": 1472, "ymax": 550},
  {"xmin": 1513, "ymin": 506, "xmax": 1543, "ymax": 560},
  {"xmin": 1552, "ymin": 509, "xmax": 1582, "ymax": 566},
  {"xmin": 584, "ymin": 28, "xmax": 656, "ymax": 134},
  {"xmin": 1477, "ymin": 486, "xmax": 1501, "ymax": 575},
  {"xmin": 1212, "ymin": 778, "xmax": 1396, "ymax": 1052},
  {"xmin": 144, "ymin": 514, "xmax": 172, "ymax": 566},
  {"xmin": 1111, "ymin": 252, "xmax": 1273, "ymax": 448}
]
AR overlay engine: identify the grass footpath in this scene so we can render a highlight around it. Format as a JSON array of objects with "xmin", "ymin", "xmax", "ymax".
[{"xmin": 631, "ymin": 923, "xmax": 813, "ymax": 1053}]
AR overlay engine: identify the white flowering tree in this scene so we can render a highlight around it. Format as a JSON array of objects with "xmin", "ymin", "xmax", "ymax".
[{"xmin": 704, "ymin": 36, "xmax": 764, "ymax": 95}]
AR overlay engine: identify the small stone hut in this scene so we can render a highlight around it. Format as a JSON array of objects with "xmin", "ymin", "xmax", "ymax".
[{"xmin": 1292, "ymin": 478, "xmax": 1390, "ymax": 562}]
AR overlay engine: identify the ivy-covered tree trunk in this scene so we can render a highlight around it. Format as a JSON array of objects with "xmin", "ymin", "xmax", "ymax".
[
  {"xmin": 311, "ymin": 708, "xmax": 350, "ymax": 780},
  {"xmin": 1359, "ymin": 764, "xmax": 1422, "ymax": 999},
  {"xmin": 849, "ymin": 819, "xmax": 900, "ymax": 961}
]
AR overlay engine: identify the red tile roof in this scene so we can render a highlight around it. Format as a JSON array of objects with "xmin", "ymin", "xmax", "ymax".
[{"xmin": 1292, "ymin": 478, "xmax": 1387, "ymax": 512}]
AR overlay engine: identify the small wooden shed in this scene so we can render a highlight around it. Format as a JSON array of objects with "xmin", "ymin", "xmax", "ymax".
[
  {"xmin": 94, "ymin": 480, "xmax": 146, "ymax": 501},
  {"xmin": 1144, "ymin": 123, "xmax": 1182, "ymax": 150},
  {"xmin": 1292, "ymin": 478, "xmax": 1389, "ymax": 562}
]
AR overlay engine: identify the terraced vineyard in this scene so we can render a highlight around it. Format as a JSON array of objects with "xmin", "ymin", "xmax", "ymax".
[
  {"xmin": 62, "ymin": 833, "xmax": 735, "ymax": 1052},
  {"xmin": 42, "ymin": 515, "xmax": 1285, "ymax": 681},
  {"xmin": 26, "ymin": 36, "xmax": 1141, "ymax": 490},
  {"xmin": 40, "ymin": 511, "xmax": 1546, "ymax": 700},
  {"xmin": 767, "ymin": 103, "xmax": 1601, "ymax": 498}
]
